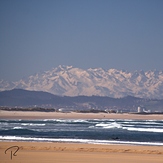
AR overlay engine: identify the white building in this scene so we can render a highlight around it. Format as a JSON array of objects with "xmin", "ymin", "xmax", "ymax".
[{"xmin": 138, "ymin": 107, "xmax": 142, "ymax": 113}]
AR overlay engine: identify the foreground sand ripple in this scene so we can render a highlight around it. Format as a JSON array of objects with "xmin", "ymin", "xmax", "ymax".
[
  {"xmin": 1, "ymin": 141, "xmax": 163, "ymax": 162},
  {"xmin": 0, "ymin": 142, "xmax": 163, "ymax": 154}
]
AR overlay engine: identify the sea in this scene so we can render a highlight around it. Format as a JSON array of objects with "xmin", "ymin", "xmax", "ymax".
[{"xmin": 0, "ymin": 118, "xmax": 163, "ymax": 146}]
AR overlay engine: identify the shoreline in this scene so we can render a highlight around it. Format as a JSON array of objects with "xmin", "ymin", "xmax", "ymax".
[
  {"xmin": 1, "ymin": 141, "xmax": 163, "ymax": 163},
  {"xmin": 1, "ymin": 139, "xmax": 163, "ymax": 147},
  {"xmin": 0, "ymin": 110, "xmax": 163, "ymax": 120},
  {"xmin": 1, "ymin": 111, "xmax": 163, "ymax": 162}
]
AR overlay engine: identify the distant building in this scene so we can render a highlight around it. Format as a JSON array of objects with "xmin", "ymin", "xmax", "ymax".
[
  {"xmin": 138, "ymin": 107, "xmax": 142, "ymax": 113},
  {"xmin": 58, "ymin": 108, "xmax": 70, "ymax": 113},
  {"xmin": 143, "ymin": 109, "xmax": 151, "ymax": 113}
]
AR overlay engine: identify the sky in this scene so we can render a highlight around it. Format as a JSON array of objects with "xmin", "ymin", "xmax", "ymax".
[{"xmin": 0, "ymin": 0, "xmax": 163, "ymax": 81}]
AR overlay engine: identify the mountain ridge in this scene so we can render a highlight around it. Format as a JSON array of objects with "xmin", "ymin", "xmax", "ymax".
[
  {"xmin": 0, "ymin": 89, "xmax": 163, "ymax": 112},
  {"xmin": 0, "ymin": 65, "xmax": 163, "ymax": 99}
]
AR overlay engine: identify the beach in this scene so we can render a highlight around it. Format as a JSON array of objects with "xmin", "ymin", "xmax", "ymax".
[
  {"xmin": 0, "ymin": 141, "xmax": 163, "ymax": 163},
  {"xmin": 0, "ymin": 111, "xmax": 163, "ymax": 162},
  {"xmin": 0, "ymin": 110, "xmax": 163, "ymax": 120}
]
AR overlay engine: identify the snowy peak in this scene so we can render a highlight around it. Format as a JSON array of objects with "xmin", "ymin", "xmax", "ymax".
[{"xmin": 1, "ymin": 66, "xmax": 163, "ymax": 99}]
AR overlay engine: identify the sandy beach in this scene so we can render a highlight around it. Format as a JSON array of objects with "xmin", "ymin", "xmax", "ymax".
[
  {"xmin": 0, "ymin": 110, "xmax": 163, "ymax": 120},
  {"xmin": 0, "ymin": 111, "xmax": 163, "ymax": 162},
  {"xmin": 0, "ymin": 141, "xmax": 163, "ymax": 163}
]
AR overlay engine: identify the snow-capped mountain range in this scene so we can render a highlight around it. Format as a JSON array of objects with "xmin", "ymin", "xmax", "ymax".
[{"xmin": 1, "ymin": 65, "xmax": 163, "ymax": 99}]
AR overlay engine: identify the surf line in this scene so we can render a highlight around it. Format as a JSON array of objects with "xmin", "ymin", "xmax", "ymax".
[{"xmin": 5, "ymin": 146, "xmax": 20, "ymax": 160}]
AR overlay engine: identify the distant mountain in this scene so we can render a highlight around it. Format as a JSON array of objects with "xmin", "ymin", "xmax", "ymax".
[
  {"xmin": 0, "ymin": 65, "xmax": 163, "ymax": 99},
  {"xmin": 0, "ymin": 89, "xmax": 72, "ymax": 107}
]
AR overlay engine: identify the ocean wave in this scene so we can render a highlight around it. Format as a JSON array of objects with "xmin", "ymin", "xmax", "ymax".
[
  {"xmin": 0, "ymin": 136, "xmax": 163, "ymax": 146},
  {"xmin": 123, "ymin": 127, "xmax": 163, "ymax": 133},
  {"xmin": 1, "ymin": 119, "xmax": 163, "ymax": 144},
  {"xmin": 121, "ymin": 121, "xmax": 163, "ymax": 126},
  {"xmin": 0, "ymin": 128, "xmax": 37, "ymax": 135},
  {"xmin": 42, "ymin": 119, "xmax": 90, "ymax": 125},
  {"xmin": 13, "ymin": 127, "xmax": 23, "ymax": 129},
  {"xmin": 21, "ymin": 123, "xmax": 46, "ymax": 126},
  {"xmin": 95, "ymin": 122, "xmax": 122, "ymax": 129}
]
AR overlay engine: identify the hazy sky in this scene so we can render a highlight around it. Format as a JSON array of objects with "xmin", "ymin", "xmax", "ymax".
[{"xmin": 0, "ymin": 0, "xmax": 163, "ymax": 81}]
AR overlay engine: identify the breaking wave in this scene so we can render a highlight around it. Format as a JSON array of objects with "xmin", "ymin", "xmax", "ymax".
[{"xmin": 0, "ymin": 119, "xmax": 163, "ymax": 145}]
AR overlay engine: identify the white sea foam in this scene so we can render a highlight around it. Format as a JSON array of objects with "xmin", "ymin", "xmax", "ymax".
[
  {"xmin": 95, "ymin": 122, "xmax": 122, "ymax": 129},
  {"xmin": 56, "ymin": 119, "xmax": 89, "ymax": 123},
  {"xmin": 21, "ymin": 123, "xmax": 46, "ymax": 126},
  {"xmin": 13, "ymin": 127, "xmax": 23, "ymax": 129},
  {"xmin": 42, "ymin": 119, "xmax": 89, "ymax": 123},
  {"xmin": 123, "ymin": 127, "xmax": 163, "ymax": 133},
  {"xmin": 0, "ymin": 136, "xmax": 163, "ymax": 146}
]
